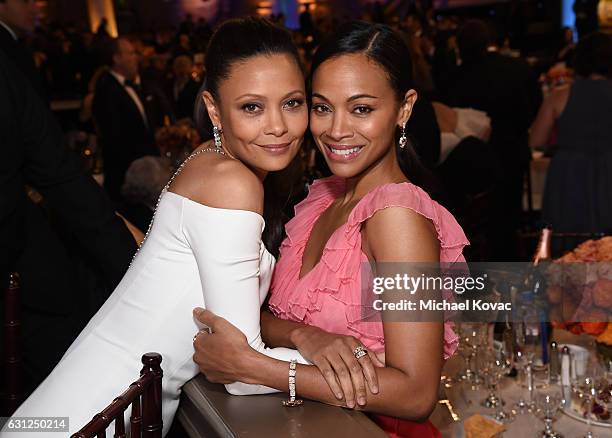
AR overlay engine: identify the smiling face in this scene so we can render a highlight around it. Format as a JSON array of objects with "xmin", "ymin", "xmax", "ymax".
[
  {"xmin": 203, "ymin": 53, "xmax": 307, "ymax": 176},
  {"xmin": 309, "ymin": 53, "xmax": 415, "ymax": 179}
]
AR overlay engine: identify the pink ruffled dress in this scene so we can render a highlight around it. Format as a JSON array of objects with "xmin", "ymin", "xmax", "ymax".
[{"xmin": 268, "ymin": 176, "xmax": 469, "ymax": 438}]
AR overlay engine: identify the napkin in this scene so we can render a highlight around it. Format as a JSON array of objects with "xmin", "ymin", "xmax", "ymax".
[{"xmin": 464, "ymin": 414, "xmax": 505, "ymax": 438}]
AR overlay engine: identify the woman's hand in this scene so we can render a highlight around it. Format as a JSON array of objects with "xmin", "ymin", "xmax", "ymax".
[
  {"xmin": 290, "ymin": 325, "xmax": 384, "ymax": 407},
  {"xmin": 192, "ymin": 307, "xmax": 258, "ymax": 384}
]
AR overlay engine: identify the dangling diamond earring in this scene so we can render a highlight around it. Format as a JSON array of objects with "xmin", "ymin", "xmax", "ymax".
[
  {"xmin": 399, "ymin": 121, "xmax": 408, "ymax": 149},
  {"xmin": 213, "ymin": 125, "xmax": 223, "ymax": 151}
]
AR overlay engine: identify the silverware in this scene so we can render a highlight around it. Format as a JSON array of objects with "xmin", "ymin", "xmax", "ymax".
[
  {"xmin": 438, "ymin": 399, "xmax": 461, "ymax": 422},
  {"xmin": 439, "ymin": 377, "xmax": 461, "ymax": 422}
]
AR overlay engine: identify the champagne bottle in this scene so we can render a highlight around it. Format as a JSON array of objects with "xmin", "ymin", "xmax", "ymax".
[
  {"xmin": 533, "ymin": 226, "xmax": 552, "ymax": 264},
  {"xmin": 520, "ymin": 226, "xmax": 553, "ymax": 364}
]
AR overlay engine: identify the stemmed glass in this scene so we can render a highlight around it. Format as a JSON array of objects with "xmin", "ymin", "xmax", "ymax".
[
  {"xmin": 514, "ymin": 349, "xmax": 537, "ymax": 414},
  {"xmin": 490, "ymin": 347, "xmax": 515, "ymax": 423},
  {"xmin": 480, "ymin": 346, "xmax": 504, "ymax": 409},
  {"xmin": 571, "ymin": 352, "xmax": 607, "ymax": 438},
  {"xmin": 573, "ymin": 371, "xmax": 604, "ymax": 438},
  {"xmin": 453, "ymin": 331, "xmax": 474, "ymax": 385},
  {"xmin": 534, "ymin": 384, "xmax": 565, "ymax": 438},
  {"xmin": 455, "ymin": 323, "xmax": 486, "ymax": 388}
]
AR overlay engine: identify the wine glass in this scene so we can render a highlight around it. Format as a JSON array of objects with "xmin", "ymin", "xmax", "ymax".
[
  {"xmin": 513, "ymin": 349, "xmax": 535, "ymax": 414},
  {"xmin": 479, "ymin": 346, "xmax": 504, "ymax": 409},
  {"xmin": 455, "ymin": 323, "xmax": 486, "ymax": 388},
  {"xmin": 454, "ymin": 329, "xmax": 475, "ymax": 384},
  {"xmin": 534, "ymin": 384, "xmax": 565, "ymax": 438},
  {"xmin": 491, "ymin": 347, "xmax": 515, "ymax": 423},
  {"xmin": 573, "ymin": 366, "xmax": 604, "ymax": 438}
]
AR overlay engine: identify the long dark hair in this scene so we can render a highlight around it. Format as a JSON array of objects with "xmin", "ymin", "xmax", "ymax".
[
  {"xmin": 193, "ymin": 17, "xmax": 303, "ymax": 257},
  {"xmin": 309, "ymin": 21, "xmax": 437, "ymax": 195}
]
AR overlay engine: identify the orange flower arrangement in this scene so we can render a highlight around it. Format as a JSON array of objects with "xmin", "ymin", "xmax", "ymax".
[{"xmin": 547, "ymin": 236, "xmax": 612, "ymax": 345}]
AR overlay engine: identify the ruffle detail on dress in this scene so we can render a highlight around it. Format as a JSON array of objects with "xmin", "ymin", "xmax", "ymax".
[
  {"xmin": 283, "ymin": 176, "xmax": 345, "ymax": 246},
  {"xmin": 443, "ymin": 322, "xmax": 460, "ymax": 359},
  {"xmin": 269, "ymin": 178, "xmax": 467, "ymax": 360},
  {"xmin": 345, "ymin": 182, "xmax": 470, "ymax": 263},
  {"xmin": 269, "ymin": 177, "xmax": 346, "ymax": 319}
]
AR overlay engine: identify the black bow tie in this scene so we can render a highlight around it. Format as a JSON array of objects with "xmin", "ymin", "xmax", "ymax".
[{"xmin": 124, "ymin": 79, "xmax": 143, "ymax": 95}]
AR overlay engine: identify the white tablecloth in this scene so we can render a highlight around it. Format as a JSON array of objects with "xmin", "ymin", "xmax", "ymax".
[{"xmin": 431, "ymin": 330, "xmax": 610, "ymax": 437}]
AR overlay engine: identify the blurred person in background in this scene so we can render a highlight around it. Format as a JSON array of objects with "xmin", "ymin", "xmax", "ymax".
[
  {"xmin": 0, "ymin": 49, "xmax": 137, "ymax": 397},
  {"xmin": 447, "ymin": 19, "xmax": 541, "ymax": 260},
  {"xmin": 169, "ymin": 55, "xmax": 200, "ymax": 120},
  {"xmin": 529, "ymin": 32, "xmax": 612, "ymax": 234},
  {"xmin": 93, "ymin": 37, "xmax": 169, "ymax": 203},
  {"xmin": 558, "ymin": 26, "xmax": 576, "ymax": 65},
  {"xmin": 118, "ymin": 156, "xmax": 173, "ymax": 233},
  {"xmin": 0, "ymin": 0, "xmax": 45, "ymax": 99},
  {"xmin": 574, "ymin": 0, "xmax": 600, "ymax": 40}
]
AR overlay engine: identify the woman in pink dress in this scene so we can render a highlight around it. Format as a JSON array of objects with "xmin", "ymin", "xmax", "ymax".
[{"xmin": 193, "ymin": 21, "xmax": 469, "ymax": 437}]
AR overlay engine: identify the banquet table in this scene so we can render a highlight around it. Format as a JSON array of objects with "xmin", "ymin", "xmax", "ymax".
[
  {"xmin": 431, "ymin": 329, "xmax": 611, "ymax": 437},
  {"xmin": 176, "ymin": 327, "xmax": 608, "ymax": 438},
  {"xmin": 177, "ymin": 374, "xmax": 387, "ymax": 438}
]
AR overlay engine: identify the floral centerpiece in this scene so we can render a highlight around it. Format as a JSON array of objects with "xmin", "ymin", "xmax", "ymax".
[
  {"xmin": 546, "ymin": 236, "xmax": 612, "ymax": 340},
  {"xmin": 545, "ymin": 236, "xmax": 612, "ymax": 422},
  {"xmin": 155, "ymin": 119, "xmax": 201, "ymax": 169}
]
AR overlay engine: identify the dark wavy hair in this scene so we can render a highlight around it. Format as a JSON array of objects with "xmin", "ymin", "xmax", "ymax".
[
  {"xmin": 309, "ymin": 20, "xmax": 437, "ymax": 195},
  {"xmin": 193, "ymin": 17, "xmax": 303, "ymax": 256}
]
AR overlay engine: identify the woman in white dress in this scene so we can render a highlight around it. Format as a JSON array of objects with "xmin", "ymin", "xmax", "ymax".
[{"xmin": 8, "ymin": 18, "xmax": 379, "ymax": 437}]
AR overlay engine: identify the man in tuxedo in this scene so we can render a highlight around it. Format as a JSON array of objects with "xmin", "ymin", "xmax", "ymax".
[
  {"xmin": 0, "ymin": 0, "xmax": 45, "ymax": 99},
  {"xmin": 93, "ymin": 37, "xmax": 168, "ymax": 202},
  {"xmin": 447, "ymin": 20, "xmax": 542, "ymax": 260},
  {"xmin": 169, "ymin": 55, "xmax": 201, "ymax": 120},
  {"xmin": 0, "ymin": 48, "xmax": 138, "ymax": 397}
]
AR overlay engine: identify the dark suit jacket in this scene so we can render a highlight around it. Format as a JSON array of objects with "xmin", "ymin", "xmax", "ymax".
[
  {"xmin": 92, "ymin": 71, "xmax": 163, "ymax": 201},
  {"xmin": 0, "ymin": 25, "xmax": 46, "ymax": 100},
  {"xmin": 447, "ymin": 52, "xmax": 542, "ymax": 168},
  {"xmin": 173, "ymin": 77, "xmax": 201, "ymax": 120},
  {"xmin": 1, "ymin": 49, "xmax": 137, "ymax": 389},
  {"xmin": 0, "ymin": 48, "xmax": 137, "ymax": 304}
]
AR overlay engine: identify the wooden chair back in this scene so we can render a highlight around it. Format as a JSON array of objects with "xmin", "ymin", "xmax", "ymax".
[{"xmin": 71, "ymin": 352, "xmax": 163, "ymax": 438}]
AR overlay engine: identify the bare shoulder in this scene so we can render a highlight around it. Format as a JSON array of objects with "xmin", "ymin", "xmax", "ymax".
[
  {"xmin": 169, "ymin": 146, "xmax": 264, "ymax": 215},
  {"xmin": 362, "ymin": 206, "xmax": 439, "ymax": 262}
]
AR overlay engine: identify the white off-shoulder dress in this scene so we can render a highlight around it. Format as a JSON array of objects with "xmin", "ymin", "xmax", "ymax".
[{"xmin": 8, "ymin": 182, "xmax": 307, "ymax": 436}]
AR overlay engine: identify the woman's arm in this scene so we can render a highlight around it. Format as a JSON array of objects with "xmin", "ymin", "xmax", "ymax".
[
  {"xmin": 260, "ymin": 309, "xmax": 302, "ymax": 348},
  {"xmin": 175, "ymin": 158, "xmax": 310, "ymax": 395},
  {"xmin": 529, "ymin": 87, "xmax": 568, "ymax": 150},
  {"xmin": 195, "ymin": 206, "xmax": 445, "ymax": 421},
  {"xmin": 261, "ymin": 309, "xmax": 383, "ymax": 404}
]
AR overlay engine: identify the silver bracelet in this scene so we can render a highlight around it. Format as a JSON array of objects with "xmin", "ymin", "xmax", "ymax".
[{"xmin": 282, "ymin": 359, "xmax": 303, "ymax": 407}]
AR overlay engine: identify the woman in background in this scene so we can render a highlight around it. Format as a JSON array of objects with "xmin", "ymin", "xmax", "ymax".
[{"xmin": 530, "ymin": 32, "xmax": 612, "ymax": 234}]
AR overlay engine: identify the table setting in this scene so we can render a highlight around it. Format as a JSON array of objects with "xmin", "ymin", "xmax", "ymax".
[{"xmin": 433, "ymin": 325, "xmax": 611, "ymax": 438}]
